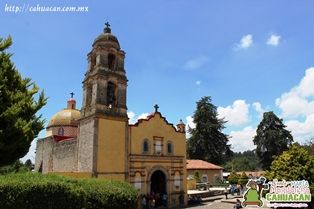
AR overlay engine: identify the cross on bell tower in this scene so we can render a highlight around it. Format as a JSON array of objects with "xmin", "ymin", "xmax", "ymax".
[
  {"xmin": 105, "ymin": 21, "xmax": 110, "ymax": 28},
  {"xmin": 154, "ymin": 104, "xmax": 159, "ymax": 112}
]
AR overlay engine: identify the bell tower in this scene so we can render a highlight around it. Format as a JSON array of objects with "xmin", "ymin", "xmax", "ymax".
[
  {"xmin": 77, "ymin": 23, "xmax": 129, "ymax": 180},
  {"xmin": 81, "ymin": 22, "xmax": 127, "ymax": 118}
]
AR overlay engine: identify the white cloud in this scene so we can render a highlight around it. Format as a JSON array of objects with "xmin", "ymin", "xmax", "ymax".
[
  {"xmin": 183, "ymin": 55, "xmax": 209, "ymax": 70},
  {"xmin": 217, "ymin": 100, "xmax": 250, "ymax": 126},
  {"xmin": 235, "ymin": 34, "xmax": 253, "ymax": 49},
  {"xmin": 267, "ymin": 34, "xmax": 281, "ymax": 46},
  {"xmin": 128, "ymin": 111, "xmax": 136, "ymax": 124},
  {"xmin": 196, "ymin": 81, "xmax": 201, "ymax": 86},
  {"xmin": 229, "ymin": 126, "xmax": 256, "ymax": 152},
  {"xmin": 138, "ymin": 113, "xmax": 149, "ymax": 120},
  {"xmin": 21, "ymin": 139, "xmax": 37, "ymax": 163},
  {"xmin": 285, "ymin": 114, "xmax": 314, "ymax": 137},
  {"xmin": 128, "ymin": 111, "xmax": 149, "ymax": 124},
  {"xmin": 185, "ymin": 116, "xmax": 195, "ymax": 138},
  {"xmin": 186, "ymin": 115, "xmax": 195, "ymax": 129},
  {"xmin": 276, "ymin": 67, "xmax": 314, "ymax": 118},
  {"xmin": 252, "ymin": 102, "xmax": 265, "ymax": 117}
]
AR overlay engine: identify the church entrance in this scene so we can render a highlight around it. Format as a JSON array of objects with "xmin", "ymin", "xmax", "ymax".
[
  {"xmin": 150, "ymin": 170, "xmax": 166, "ymax": 208},
  {"xmin": 151, "ymin": 170, "xmax": 166, "ymax": 193}
]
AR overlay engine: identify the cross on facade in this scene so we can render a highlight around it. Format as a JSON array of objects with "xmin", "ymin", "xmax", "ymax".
[
  {"xmin": 105, "ymin": 22, "xmax": 110, "ymax": 28},
  {"xmin": 154, "ymin": 104, "xmax": 159, "ymax": 112},
  {"xmin": 70, "ymin": 92, "xmax": 75, "ymax": 98}
]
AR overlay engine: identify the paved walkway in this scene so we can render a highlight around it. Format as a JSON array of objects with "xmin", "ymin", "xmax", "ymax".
[{"xmin": 180, "ymin": 194, "xmax": 271, "ymax": 209}]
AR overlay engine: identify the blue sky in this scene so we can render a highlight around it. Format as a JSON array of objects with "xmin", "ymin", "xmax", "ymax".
[{"xmin": 1, "ymin": 0, "xmax": 314, "ymax": 162}]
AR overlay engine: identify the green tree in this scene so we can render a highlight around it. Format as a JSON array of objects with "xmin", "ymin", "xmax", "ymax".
[
  {"xmin": 187, "ymin": 96, "xmax": 232, "ymax": 165},
  {"xmin": 0, "ymin": 36, "xmax": 47, "ymax": 167},
  {"xmin": 0, "ymin": 160, "xmax": 30, "ymax": 175},
  {"xmin": 194, "ymin": 170, "xmax": 202, "ymax": 183},
  {"xmin": 253, "ymin": 111, "xmax": 293, "ymax": 170},
  {"xmin": 232, "ymin": 157, "xmax": 256, "ymax": 172},
  {"xmin": 239, "ymin": 171, "xmax": 249, "ymax": 185},
  {"xmin": 264, "ymin": 144, "xmax": 314, "ymax": 193},
  {"xmin": 301, "ymin": 138, "xmax": 314, "ymax": 156},
  {"xmin": 228, "ymin": 170, "xmax": 239, "ymax": 184},
  {"xmin": 24, "ymin": 159, "xmax": 33, "ymax": 170},
  {"xmin": 224, "ymin": 150, "xmax": 261, "ymax": 172}
]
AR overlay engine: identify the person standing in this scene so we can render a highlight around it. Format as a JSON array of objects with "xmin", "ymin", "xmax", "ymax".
[
  {"xmin": 142, "ymin": 195, "xmax": 147, "ymax": 209},
  {"xmin": 230, "ymin": 184, "xmax": 235, "ymax": 195},
  {"xmin": 224, "ymin": 187, "xmax": 229, "ymax": 199},
  {"xmin": 149, "ymin": 197, "xmax": 155, "ymax": 209},
  {"xmin": 162, "ymin": 192, "xmax": 167, "ymax": 207}
]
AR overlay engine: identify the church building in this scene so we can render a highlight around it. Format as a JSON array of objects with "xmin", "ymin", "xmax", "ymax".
[{"xmin": 35, "ymin": 23, "xmax": 187, "ymax": 207}]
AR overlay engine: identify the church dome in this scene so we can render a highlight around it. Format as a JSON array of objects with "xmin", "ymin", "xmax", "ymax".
[
  {"xmin": 47, "ymin": 97, "xmax": 80, "ymax": 127},
  {"xmin": 93, "ymin": 22, "xmax": 120, "ymax": 47}
]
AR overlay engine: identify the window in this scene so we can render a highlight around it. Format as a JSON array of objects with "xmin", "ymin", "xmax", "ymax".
[
  {"xmin": 166, "ymin": 141, "xmax": 174, "ymax": 155},
  {"xmin": 58, "ymin": 127, "xmax": 64, "ymax": 136},
  {"xmin": 142, "ymin": 139, "xmax": 150, "ymax": 154},
  {"xmin": 107, "ymin": 82, "xmax": 116, "ymax": 104},
  {"xmin": 108, "ymin": 54, "xmax": 116, "ymax": 70},
  {"xmin": 202, "ymin": 174, "xmax": 208, "ymax": 183}
]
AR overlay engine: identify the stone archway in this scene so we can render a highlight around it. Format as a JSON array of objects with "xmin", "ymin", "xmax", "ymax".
[
  {"xmin": 147, "ymin": 165, "xmax": 170, "ymax": 207},
  {"xmin": 147, "ymin": 165, "xmax": 170, "ymax": 194},
  {"xmin": 151, "ymin": 170, "xmax": 166, "ymax": 194}
]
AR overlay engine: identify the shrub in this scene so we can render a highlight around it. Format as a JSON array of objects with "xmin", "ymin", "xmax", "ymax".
[{"xmin": 0, "ymin": 172, "xmax": 138, "ymax": 209}]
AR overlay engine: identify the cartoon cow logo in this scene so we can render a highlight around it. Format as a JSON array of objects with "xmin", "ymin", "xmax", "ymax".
[{"xmin": 242, "ymin": 176, "xmax": 269, "ymax": 207}]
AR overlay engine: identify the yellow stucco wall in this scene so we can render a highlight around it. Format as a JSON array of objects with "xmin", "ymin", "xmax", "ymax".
[
  {"xmin": 187, "ymin": 169, "xmax": 222, "ymax": 183},
  {"xmin": 129, "ymin": 113, "xmax": 186, "ymax": 156},
  {"xmin": 97, "ymin": 117, "xmax": 127, "ymax": 177},
  {"xmin": 129, "ymin": 113, "xmax": 187, "ymax": 206},
  {"xmin": 187, "ymin": 178, "xmax": 196, "ymax": 190}
]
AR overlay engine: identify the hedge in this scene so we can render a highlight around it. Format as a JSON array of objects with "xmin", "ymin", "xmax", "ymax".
[{"xmin": 0, "ymin": 172, "xmax": 138, "ymax": 209}]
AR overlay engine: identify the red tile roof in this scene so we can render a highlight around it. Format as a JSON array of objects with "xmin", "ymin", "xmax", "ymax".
[
  {"xmin": 236, "ymin": 171, "xmax": 265, "ymax": 177},
  {"xmin": 186, "ymin": 159, "xmax": 224, "ymax": 170}
]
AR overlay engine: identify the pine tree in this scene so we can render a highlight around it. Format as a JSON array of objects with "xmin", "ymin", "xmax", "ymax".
[
  {"xmin": 239, "ymin": 171, "xmax": 249, "ymax": 185},
  {"xmin": 0, "ymin": 36, "xmax": 47, "ymax": 166},
  {"xmin": 253, "ymin": 111, "xmax": 293, "ymax": 171},
  {"xmin": 187, "ymin": 96, "xmax": 232, "ymax": 165},
  {"xmin": 194, "ymin": 170, "xmax": 202, "ymax": 183},
  {"xmin": 228, "ymin": 170, "xmax": 239, "ymax": 184}
]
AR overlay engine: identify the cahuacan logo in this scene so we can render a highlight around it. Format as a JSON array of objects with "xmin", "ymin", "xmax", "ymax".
[
  {"xmin": 242, "ymin": 176, "xmax": 268, "ymax": 207},
  {"xmin": 265, "ymin": 179, "xmax": 311, "ymax": 208}
]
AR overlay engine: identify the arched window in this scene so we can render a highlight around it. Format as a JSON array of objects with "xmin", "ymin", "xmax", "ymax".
[
  {"xmin": 107, "ymin": 82, "xmax": 116, "ymax": 105},
  {"xmin": 142, "ymin": 139, "xmax": 150, "ymax": 154},
  {"xmin": 166, "ymin": 141, "xmax": 174, "ymax": 155},
  {"xmin": 58, "ymin": 127, "xmax": 64, "ymax": 136},
  {"xmin": 202, "ymin": 174, "xmax": 208, "ymax": 183},
  {"xmin": 108, "ymin": 54, "xmax": 116, "ymax": 70}
]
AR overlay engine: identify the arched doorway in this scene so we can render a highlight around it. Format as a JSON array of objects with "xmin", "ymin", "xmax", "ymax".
[{"xmin": 150, "ymin": 170, "xmax": 166, "ymax": 194}]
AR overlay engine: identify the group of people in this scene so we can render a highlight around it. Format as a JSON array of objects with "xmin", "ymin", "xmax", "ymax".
[
  {"xmin": 229, "ymin": 182, "xmax": 244, "ymax": 196},
  {"xmin": 142, "ymin": 191, "xmax": 167, "ymax": 209},
  {"xmin": 187, "ymin": 194, "xmax": 202, "ymax": 205}
]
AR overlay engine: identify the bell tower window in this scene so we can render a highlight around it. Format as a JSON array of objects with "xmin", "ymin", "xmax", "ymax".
[
  {"xmin": 108, "ymin": 54, "xmax": 115, "ymax": 70},
  {"xmin": 107, "ymin": 82, "xmax": 116, "ymax": 105}
]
